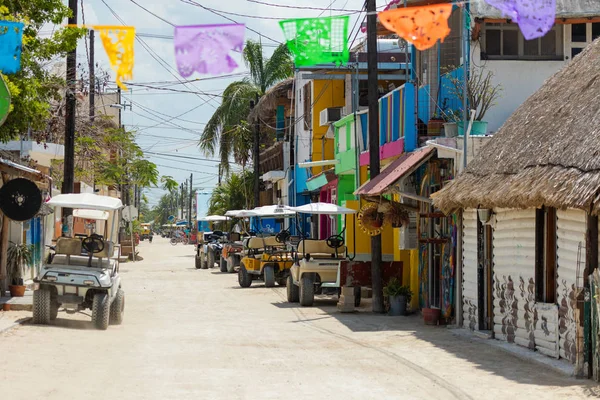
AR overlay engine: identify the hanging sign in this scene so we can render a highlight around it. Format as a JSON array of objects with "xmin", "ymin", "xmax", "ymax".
[
  {"xmin": 379, "ymin": 4, "xmax": 453, "ymax": 51},
  {"xmin": 174, "ymin": 24, "xmax": 245, "ymax": 78},
  {"xmin": 484, "ymin": 0, "xmax": 556, "ymax": 40},
  {"xmin": 0, "ymin": 21, "xmax": 24, "ymax": 74},
  {"xmin": 279, "ymin": 16, "xmax": 350, "ymax": 67}
]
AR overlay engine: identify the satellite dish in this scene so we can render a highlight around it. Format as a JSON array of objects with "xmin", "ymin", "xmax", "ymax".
[
  {"xmin": 0, "ymin": 76, "xmax": 11, "ymax": 127},
  {"xmin": 0, "ymin": 178, "xmax": 42, "ymax": 221}
]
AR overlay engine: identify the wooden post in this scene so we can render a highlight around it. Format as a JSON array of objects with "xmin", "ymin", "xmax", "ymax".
[{"xmin": 0, "ymin": 172, "xmax": 10, "ymax": 295}]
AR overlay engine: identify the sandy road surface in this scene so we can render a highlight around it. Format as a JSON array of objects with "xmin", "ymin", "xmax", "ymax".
[{"xmin": 0, "ymin": 237, "xmax": 597, "ymax": 399}]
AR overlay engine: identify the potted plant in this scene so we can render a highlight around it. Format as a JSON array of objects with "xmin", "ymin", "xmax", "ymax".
[
  {"xmin": 448, "ymin": 67, "xmax": 502, "ymax": 136},
  {"xmin": 7, "ymin": 242, "xmax": 33, "ymax": 297},
  {"xmin": 427, "ymin": 112, "xmax": 445, "ymax": 136},
  {"xmin": 383, "ymin": 278, "xmax": 412, "ymax": 316},
  {"xmin": 441, "ymin": 109, "xmax": 461, "ymax": 138}
]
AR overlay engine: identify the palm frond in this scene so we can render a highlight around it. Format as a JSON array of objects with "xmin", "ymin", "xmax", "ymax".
[
  {"xmin": 243, "ymin": 40, "xmax": 265, "ymax": 90},
  {"xmin": 263, "ymin": 44, "xmax": 294, "ymax": 89}
]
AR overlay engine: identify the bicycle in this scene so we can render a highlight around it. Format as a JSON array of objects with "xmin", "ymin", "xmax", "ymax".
[{"xmin": 170, "ymin": 235, "xmax": 189, "ymax": 246}]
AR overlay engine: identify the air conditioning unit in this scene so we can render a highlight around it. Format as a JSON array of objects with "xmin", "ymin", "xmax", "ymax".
[{"xmin": 319, "ymin": 107, "xmax": 343, "ymax": 126}]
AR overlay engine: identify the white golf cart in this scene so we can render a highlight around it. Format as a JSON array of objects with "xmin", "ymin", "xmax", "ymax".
[
  {"xmin": 33, "ymin": 194, "xmax": 124, "ymax": 330},
  {"xmin": 195, "ymin": 215, "xmax": 228, "ymax": 269},
  {"xmin": 287, "ymin": 202, "xmax": 360, "ymax": 307}
]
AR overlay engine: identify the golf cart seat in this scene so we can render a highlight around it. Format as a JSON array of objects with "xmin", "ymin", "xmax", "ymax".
[
  {"xmin": 298, "ymin": 240, "xmax": 346, "ymax": 259},
  {"xmin": 51, "ymin": 254, "xmax": 114, "ymax": 269},
  {"xmin": 55, "ymin": 237, "xmax": 82, "ymax": 256},
  {"xmin": 246, "ymin": 236, "xmax": 278, "ymax": 249},
  {"xmin": 96, "ymin": 241, "xmax": 115, "ymax": 258}
]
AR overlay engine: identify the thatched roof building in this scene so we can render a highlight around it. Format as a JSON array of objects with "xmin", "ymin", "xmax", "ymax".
[
  {"xmin": 433, "ymin": 37, "xmax": 600, "ymax": 214},
  {"xmin": 248, "ymin": 78, "xmax": 293, "ymax": 124}
]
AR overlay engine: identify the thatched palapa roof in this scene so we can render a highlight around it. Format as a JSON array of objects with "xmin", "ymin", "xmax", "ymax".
[
  {"xmin": 433, "ymin": 38, "xmax": 600, "ymax": 215},
  {"xmin": 248, "ymin": 78, "xmax": 293, "ymax": 124}
]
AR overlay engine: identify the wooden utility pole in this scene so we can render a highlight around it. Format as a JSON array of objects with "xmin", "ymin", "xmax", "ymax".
[
  {"xmin": 62, "ymin": 0, "xmax": 78, "ymax": 232},
  {"xmin": 366, "ymin": 0, "xmax": 384, "ymax": 313},
  {"xmin": 89, "ymin": 29, "xmax": 95, "ymax": 122},
  {"xmin": 188, "ymin": 173, "xmax": 193, "ymax": 228},
  {"xmin": 252, "ymin": 96, "xmax": 260, "ymax": 208}
]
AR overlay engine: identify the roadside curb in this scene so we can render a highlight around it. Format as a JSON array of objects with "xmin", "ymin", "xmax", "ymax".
[
  {"xmin": 0, "ymin": 317, "xmax": 31, "ymax": 335},
  {"xmin": 450, "ymin": 327, "xmax": 575, "ymax": 378}
]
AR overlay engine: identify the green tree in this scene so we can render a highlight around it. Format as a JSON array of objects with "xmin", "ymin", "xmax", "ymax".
[
  {"xmin": 0, "ymin": 2, "xmax": 85, "ymax": 140},
  {"xmin": 200, "ymin": 40, "xmax": 293, "ymax": 173},
  {"xmin": 207, "ymin": 171, "xmax": 254, "ymax": 216},
  {"xmin": 161, "ymin": 175, "xmax": 179, "ymax": 193}
]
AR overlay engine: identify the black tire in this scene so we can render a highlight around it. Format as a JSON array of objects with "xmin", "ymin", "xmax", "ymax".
[
  {"xmin": 170, "ymin": 238, "xmax": 177, "ymax": 246},
  {"xmin": 92, "ymin": 292, "xmax": 110, "ymax": 330},
  {"xmin": 263, "ymin": 265, "xmax": 275, "ymax": 287},
  {"xmin": 207, "ymin": 249, "xmax": 215, "ymax": 269},
  {"xmin": 50, "ymin": 300, "xmax": 59, "ymax": 321},
  {"xmin": 220, "ymin": 256, "xmax": 227, "ymax": 272},
  {"xmin": 238, "ymin": 264, "xmax": 252, "ymax": 288},
  {"xmin": 227, "ymin": 255, "xmax": 236, "ymax": 273},
  {"xmin": 195, "ymin": 255, "xmax": 202, "ymax": 269},
  {"xmin": 287, "ymin": 275, "xmax": 299, "ymax": 303},
  {"xmin": 201, "ymin": 252, "xmax": 208, "ymax": 269},
  {"xmin": 299, "ymin": 276, "xmax": 315, "ymax": 307},
  {"xmin": 32, "ymin": 287, "xmax": 51, "ymax": 324},
  {"xmin": 354, "ymin": 286, "xmax": 362, "ymax": 307},
  {"xmin": 110, "ymin": 289, "xmax": 125, "ymax": 325}
]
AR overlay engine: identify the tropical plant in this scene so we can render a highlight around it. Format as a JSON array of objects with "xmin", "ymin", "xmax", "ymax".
[
  {"xmin": 208, "ymin": 171, "xmax": 254, "ymax": 216},
  {"xmin": 161, "ymin": 175, "xmax": 179, "ymax": 193},
  {"xmin": 447, "ymin": 67, "xmax": 502, "ymax": 121},
  {"xmin": 200, "ymin": 40, "xmax": 293, "ymax": 173},
  {"xmin": 383, "ymin": 278, "xmax": 412, "ymax": 302},
  {"xmin": 7, "ymin": 242, "xmax": 33, "ymax": 286},
  {"xmin": 0, "ymin": 2, "xmax": 85, "ymax": 141}
]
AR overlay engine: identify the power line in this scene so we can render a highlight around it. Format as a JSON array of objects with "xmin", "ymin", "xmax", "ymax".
[
  {"xmin": 129, "ymin": 0, "xmax": 174, "ymax": 26},
  {"xmin": 247, "ymin": 0, "xmax": 362, "ymax": 13}
]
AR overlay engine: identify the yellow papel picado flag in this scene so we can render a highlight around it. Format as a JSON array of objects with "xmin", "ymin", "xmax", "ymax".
[{"xmin": 93, "ymin": 26, "xmax": 135, "ymax": 90}]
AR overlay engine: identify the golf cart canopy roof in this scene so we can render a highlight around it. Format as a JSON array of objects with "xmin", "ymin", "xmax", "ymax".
[
  {"xmin": 247, "ymin": 205, "xmax": 295, "ymax": 218},
  {"xmin": 290, "ymin": 202, "xmax": 357, "ymax": 215},
  {"xmin": 47, "ymin": 193, "xmax": 123, "ymax": 211},
  {"xmin": 199, "ymin": 215, "xmax": 228, "ymax": 222},
  {"xmin": 73, "ymin": 209, "xmax": 110, "ymax": 220},
  {"xmin": 225, "ymin": 209, "xmax": 246, "ymax": 217}
]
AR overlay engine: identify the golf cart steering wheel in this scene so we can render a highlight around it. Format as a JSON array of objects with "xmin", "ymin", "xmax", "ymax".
[
  {"xmin": 276, "ymin": 229, "xmax": 291, "ymax": 244},
  {"xmin": 82, "ymin": 234, "xmax": 105, "ymax": 254},
  {"xmin": 326, "ymin": 234, "xmax": 345, "ymax": 250}
]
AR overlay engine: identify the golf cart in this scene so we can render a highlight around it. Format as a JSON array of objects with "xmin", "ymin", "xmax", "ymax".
[
  {"xmin": 33, "ymin": 194, "xmax": 124, "ymax": 330},
  {"xmin": 287, "ymin": 202, "xmax": 360, "ymax": 307},
  {"xmin": 219, "ymin": 210, "xmax": 251, "ymax": 273},
  {"xmin": 195, "ymin": 215, "xmax": 228, "ymax": 269},
  {"xmin": 238, "ymin": 205, "xmax": 296, "ymax": 288}
]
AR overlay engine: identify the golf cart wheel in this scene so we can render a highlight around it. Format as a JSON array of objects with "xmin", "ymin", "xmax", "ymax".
[
  {"xmin": 110, "ymin": 289, "xmax": 125, "ymax": 325},
  {"xmin": 219, "ymin": 256, "xmax": 227, "ymax": 273},
  {"xmin": 263, "ymin": 265, "xmax": 275, "ymax": 287},
  {"xmin": 195, "ymin": 256, "xmax": 202, "ymax": 269},
  {"xmin": 92, "ymin": 293, "xmax": 110, "ymax": 330},
  {"xmin": 299, "ymin": 276, "xmax": 315, "ymax": 307},
  {"xmin": 354, "ymin": 286, "xmax": 362, "ymax": 307},
  {"xmin": 207, "ymin": 249, "xmax": 215, "ymax": 269},
  {"xmin": 238, "ymin": 264, "xmax": 252, "ymax": 288},
  {"xmin": 50, "ymin": 299, "xmax": 59, "ymax": 321},
  {"xmin": 170, "ymin": 237, "xmax": 177, "ymax": 246},
  {"xmin": 287, "ymin": 275, "xmax": 299, "ymax": 303},
  {"xmin": 227, "ymin": 256, "xmax": 236, "ymax": 273},
  {"xmin": 32, "ymin": 287, "xmax": 51, "ymax": 324},
  {"xmin": 200, "ymin": 252, "xmax": 208, "ymax": 269}
]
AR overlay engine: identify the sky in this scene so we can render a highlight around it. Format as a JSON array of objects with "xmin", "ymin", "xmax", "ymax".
[{"xmin": 75, "ymin": 0, "xmax": 371, "ymax": 207}]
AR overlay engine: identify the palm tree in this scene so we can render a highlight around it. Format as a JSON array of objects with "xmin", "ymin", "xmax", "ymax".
[
  {"xmin": 208, "ymin": 171, "xmax": 254, "ymax": 216},
  {"xmin": 200, "ymin": 40, "xmax": 293, "ymax": 174}
]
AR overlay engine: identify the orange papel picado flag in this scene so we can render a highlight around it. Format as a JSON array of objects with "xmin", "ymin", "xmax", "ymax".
[
  {"xmin": 378, "ymin": 4, "xmax": 453, "ymax": 51},
  {"xmin": 94, "ymin": 26, "xmax": 135, "ymax": 90}
]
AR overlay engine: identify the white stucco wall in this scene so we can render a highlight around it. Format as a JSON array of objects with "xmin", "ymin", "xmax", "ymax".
[
  {"xmin": 294, "ymin": 73, "xmax": 312, "ymax": 164},
  {"xmin": 471, "ymin": 44, "xmax": 566, "ymax": 134}
]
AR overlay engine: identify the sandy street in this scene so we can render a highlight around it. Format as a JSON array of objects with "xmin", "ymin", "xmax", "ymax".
[{"xmin": 0, "ymin": 237, "xmax": 597, "ymax": 399}]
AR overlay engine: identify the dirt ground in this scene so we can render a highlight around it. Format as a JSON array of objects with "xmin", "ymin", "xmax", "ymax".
[{"xmin": 0, "ymin": 237, "xmax": 597, "ymax": 399}]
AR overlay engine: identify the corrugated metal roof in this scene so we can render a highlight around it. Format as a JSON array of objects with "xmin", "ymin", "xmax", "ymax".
[{"xmin": 355, "ymin": 147, "xmax": 435, "ymax": 196}]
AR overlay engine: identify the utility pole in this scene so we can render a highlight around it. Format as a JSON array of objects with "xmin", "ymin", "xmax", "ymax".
[
  {"xmin": 251, "ymin": 96, "xmax": 260, "ymax": 208},
  {"xmin": 89, "ymin": 29, "xmax": 95, "ymax": 122},
  {"xmin": 180, "ymin": 182, "xmax": 184, "ymax": 220},
  {"xmin": 62, "ymin": 0, "xmax": 78, "ymax": 233},
  {"xmin": 188, "ymin": 173, "xmax": 193, "ymax": 228},
  {"xmin": 367, "ymin": 0, "xmax": 384, "ymax": 313}
]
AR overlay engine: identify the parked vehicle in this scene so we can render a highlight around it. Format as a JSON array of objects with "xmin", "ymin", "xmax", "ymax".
[
  {"xmin": 170, "ymin": 232, "xmax": 189, "ymax": 246},
  {"xmin": 33, "ymin": 194, "xmax": 124, "ymax": 330},
  {"xmin": 286, "ymin": 203, "xmax": 360, "ymax": 307},
  {"xmin": 237, "ymin": 206, "xmax": 296, "ymax": 288},
  {"xmin": 140, "ymin": 223, "xmax": 152, "ymax": 241},
  {"xmin": 195, "ymin": 215, "xmax": 228, "ymax": 269}
]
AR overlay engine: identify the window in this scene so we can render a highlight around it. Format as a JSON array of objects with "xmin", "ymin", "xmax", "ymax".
[
  {"xmin": 303, "ymin": 83, "xmax": 312, "ymax": 131},
  {"xmin": 567, "ymin": 23, "xmax": 600, "ymax": 59},
  {"xmin": 482, "ymin": 23, "xmax": 563, "ymax": 60},
  {"xmin": 535, "ymin": 207, "xmax": 557, "ymax": 303}
]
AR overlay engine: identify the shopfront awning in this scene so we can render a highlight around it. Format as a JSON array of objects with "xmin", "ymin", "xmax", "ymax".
[{"xmin": 355, "ymin": 147, "xmax": 435, "ymax": 196}]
